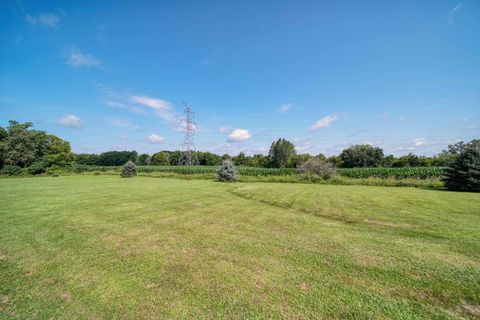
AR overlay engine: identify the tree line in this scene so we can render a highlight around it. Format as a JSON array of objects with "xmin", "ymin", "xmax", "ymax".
[{"xmin": 0, "ymin": 120, "xmax": 477, "ymax": 173}]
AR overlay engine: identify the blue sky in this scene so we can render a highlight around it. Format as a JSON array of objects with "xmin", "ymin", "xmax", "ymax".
[{"xmin": 1, "ymin": 0, "xmax": 479, "ymax": 156}]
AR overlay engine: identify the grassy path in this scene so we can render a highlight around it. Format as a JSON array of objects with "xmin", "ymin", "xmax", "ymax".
[{"xmin": 0, "ymin": 176, "xmax": 479, "ymax": 319}]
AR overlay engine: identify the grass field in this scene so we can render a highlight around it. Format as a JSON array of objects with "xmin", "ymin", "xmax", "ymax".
[{"xmin": 1, "ymin": 176, "xmax": 479, "ymax": 319}]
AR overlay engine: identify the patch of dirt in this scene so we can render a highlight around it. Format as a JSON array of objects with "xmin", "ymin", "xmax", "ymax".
[
  {"xmin": 145, "ymin": 283, "xmax": 157, "ymax": 289},
  {"xmin": 0, "ymin": 253, "xmax": 7, "ymax": 261},
  {"xmin": 458, "ymin": 301, "xmax": 480, "ymax": 317},
  {"xmin": 0, "ymin": 295, "xmax": 9, "ymax": 304},
  {"xmin": 363, "ymin": 219, "xmax": 409, "ymax": 228},
  {"xmin": 58, "ymin": 291, "xmax": 72, "ymax": 302},
  {"xmin": 299, "ymin": 282, "xmax": 309, "ymax": 291}
]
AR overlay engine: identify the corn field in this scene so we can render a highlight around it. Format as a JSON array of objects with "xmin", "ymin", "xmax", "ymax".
[{"xmin": 73, "ymin": 165, "xmax": 446, "ymax": 179}]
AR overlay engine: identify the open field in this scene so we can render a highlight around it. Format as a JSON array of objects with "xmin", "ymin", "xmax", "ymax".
[{"xmin": 1, "ymin": 176, "xmax": 479, "ymax": 319}]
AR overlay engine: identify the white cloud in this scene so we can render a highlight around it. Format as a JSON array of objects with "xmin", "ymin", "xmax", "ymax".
[
  {"xmin": 448, "ymin": 3, "xmax": 462, "ymax": 24},
  {"xmin": 130, "ymin": 95, "xmax": 177, "ymax": 123},
  {"xmin": 218, "ymin": 126, "xmax": 232, "ymax": 133},
  {"xmin": 278, "ymin": 103, "xmax": 292, "ymax": 113},
  {"xmin": 105, "ymin": 100, "xmax": 126, "ymax": 109},
  {"xmin": 147, "ymin": 134, "xmax": 164, "ymax": 143},
  {"xmin": 67, "ymin": 48, "xmax": 101, "ymax": 68},
  {"xmin": 107, "ymin": 118, "xmax": 140, "ymax": 131},
  {"xmin": 413, "ymin": 138, "xmax": 428, "ymax": 147},
  {"xmin": 59, "ymin": 114, "xmax": 83, "ymax": 128},
  {"xmin": 228, "ymin": 129, "xmax": 252, "ymax": 142},
  {"xmin": 310, "ymin": 114, "xmax": 338, "ymax": 131},
  {"xmin": 25, "ymin": 13, "xmax": 60, "ymax": 28}
]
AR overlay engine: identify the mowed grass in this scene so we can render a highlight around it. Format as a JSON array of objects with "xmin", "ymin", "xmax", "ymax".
[{"xmin": 0, "ymin": 176, "xmax": 479, "ymax": 319}]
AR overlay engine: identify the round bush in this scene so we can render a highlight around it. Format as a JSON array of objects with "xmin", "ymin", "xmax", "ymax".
[
  {"xmin": 217, "ymin": 160, "xmax": 238, "ymax": 182},
  {"xmin": 297, "ymin": 158, "xmax": 336, "ymax": 179},
  {"xmin": 28, "ymin": 161, "xmax": 46, "ymax": 175},
  {"xmin": 121, "ymin": 161, "xmax": 137, "ymax": 178},
  {"xmin": 2, "ymin": 165, "xmax": 22, "ymax": 176}
]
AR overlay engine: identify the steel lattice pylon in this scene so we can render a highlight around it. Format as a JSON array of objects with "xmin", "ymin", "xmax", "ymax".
[{"xmin": 178, "ymin": 101, "xmax": 198, "ymax": 166}]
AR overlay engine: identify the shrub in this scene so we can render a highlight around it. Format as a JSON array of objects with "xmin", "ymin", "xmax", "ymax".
[
  {"xmin": 443, "ymin": 144, "xmax": 480, "ymax": 192},
  {"xmin": 121, "ymin": 161, "xmax": 137, "ymax": 178},
  {"xmin": 28, "ymin": 161, "xmax": 46, "ymax": 175},
  {"xmin": 297, "ymin": 158, "xmax": 336, "ymax": 179},
  {"xmin": 2, "ymin": 165, "xmax": 22, "ymax": 176},
  {"xmin": 217, "ymin": 160, "xmax": 238, "ymax": 182}
]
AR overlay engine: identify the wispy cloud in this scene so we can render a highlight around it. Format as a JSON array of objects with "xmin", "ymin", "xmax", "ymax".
[
  {"xmin": 59, "ymin": 114, "xmax": 83, "ymax": 128},
  {"xmin": 218, "ymin": 126, "xmax": 232, "ymax": 133},
  {"xmin": 130, "ymin": 95, "xmax": 178, "ymax": 124},
  {"xmin": 228, "ymin": 129, "xmax": 252, "ymax": 142},
  {"xmin": 97, "ymin": 84, "xmax": 180, "ymax": 126},
  {"xmin": 66, "ymin": 48, "xmax": 101, "ymax": 68},
  {"xmin": 448, "ymin": 3, "xmax": 462, "ymax": 24},
  {"xmin": 392, "ymin": 138, "xmax": 436, "ymax": 153},
  {"xmin": 278, "ymin": 103, "xmax": 292, "ymax": 113},
  {"xmin": 25, "ymin": 13, "xmax": 60, "ymax": 28},
  {"xmin": 107, "ymin": 118, "xmax": 140, "ymax": 131},
  {"xmin": 146, "ymin": 134, "xmax": 164, "ymax": 143},
  {"xmin": 310, "ymin": 114, "xmax": 338, "ymax": 131}
]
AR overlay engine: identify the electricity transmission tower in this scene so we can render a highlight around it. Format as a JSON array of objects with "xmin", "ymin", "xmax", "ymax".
[{"xmin": 178, "ymin": 101, "xmax": 198, "ymax": 166}]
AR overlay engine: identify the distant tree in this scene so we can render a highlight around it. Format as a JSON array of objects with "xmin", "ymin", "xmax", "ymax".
[
  {"xmin": 151, "ymin": 151, "xmax": 170, "ymax": 165},
  {"xmin": 248, "ymin": 154, "xmax": 266, "ymax": 167},
  {"xmin": 290, "ymin": 153, "xmax": 314, "ymax": 168},
  {"xmin": 137, "ymin": 153, "xmax": 151, "ymax": 165},
  {"xmin": 217, "ymin": 159, "xmax": 238, "ymax": 182},
  {"xmin": 326, "ymin": 156, "xmax": 343, "ymax": 167},
  {"xmin": 199, "ymin": 152, "xmax": 222, "ymax": 166},
  {"xmin": 233, "ymin": 152, "xmax": 248, "ymax": 166},
  {"xmin": 221, "ymin": 154, "xmax": 231, "ymax": 161},
  {"xmin": 340, "ymin": 144, "xmax": 384, "ymax": 168},
  {"xmin": 443, "ymin": 140, "xmax": 480, "ymax": 192},
  {"xmin": 268, "ymin": 138, "xmax": 296, "ymax": 168},
  {"xmin": 75, "ymin": 153, "xmax": 100, "ymax": 165},
  {"xmin": 120, "ymin": 161, "xmax": 137, "ymax": 178},
  {"xmin": 168, "ymin": 151, "xmax": 183, "ymax": 165},
  {"xmin": 98, "ymin": 151, "xmax": 137, "ymax": 166}
]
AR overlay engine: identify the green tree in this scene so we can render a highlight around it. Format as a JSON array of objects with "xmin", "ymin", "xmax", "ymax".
[
  {"xmin": 120, "ymin": 161, "xmax": 137, "ymax": 178},
  {"xmin": 151, "ymin": 152, "xmax": 170, "ymax": 165},
  {"xmin": 3, "ymin": 121, "xmax": 37, "ymax": 167},
  {"xmin": 339, "ymin": 144, "xmax": 384, "ymax": 168},
  {"xmin": 41, "ymin": 134, "xmax": 75, "ymax": 167},
  {"xmin": 137, "ymin": 153, "xmax": 151, "ymax": 165},
  {"xmin": 268, "ymin": 138, "xmax": 296, "ymax": 168},
  {"xmin": 443, "ymin": 140, "xmax": 480, "ymax": 192}
]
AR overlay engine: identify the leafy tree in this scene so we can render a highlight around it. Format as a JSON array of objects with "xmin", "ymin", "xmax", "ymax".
[
  {"xmin": 217, "ymin": 159, "xmax": 238, "ymax": 182},
  {"xmin": 233, "ymin": 152, "xmax": 248, "ymax": 166},
  {"xmin": 137, "ymin": 153, "xmax": 151, "ymax": 165},
  {"xmin": 291, "ymin": 153, "xmax": 314, "ymax": 168},
  {"xmin": 41, "ymin": 134, "xmax": 75, "ymax": 167},
  {"xmin": 75, "ymin": 154, "xmax": 97, "ymax": 165},
  {"xmin": 443, "ymin": 140, "xmax": 480, "ymax": 192},
  {"xmin": 2, "ymin": 121, "xmax": 37, "ymax": 167},
  {"xmin": 151, "ymin": 151, "xmax": 170, "ymax": 165},
  {"xmin": 326, "ymin": 156, "xmax": 343, "ymax": 167},
  {"xmin": 339, "ymin": 144, "xmax": 384, "ymax": 168},
  {"xmin": 268, "ymin": 138, "xmax": 296, "ymax": 168},
  {"xmin": 247, "ymin": 154, "xmax": 266, "ymax": 167},
  {"xmin": 198, "ymin": 152, "xmax": 222, "ymax": 166},
  {"xmin": 120, "ymin": 161, "xmax": 137, "ymax": 178},
  {"xmin": 435, "ymin": 139, "xmax": 480, "ymax": 166},
  {"xmin": 98, "ymin": 151, "xmax": 137, "ymax": 166}
]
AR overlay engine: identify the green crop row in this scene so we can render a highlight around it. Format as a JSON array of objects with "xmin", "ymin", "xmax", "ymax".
[{"xmin": 73, "ymin": 164, "xmax": 446, "ymax": 179}]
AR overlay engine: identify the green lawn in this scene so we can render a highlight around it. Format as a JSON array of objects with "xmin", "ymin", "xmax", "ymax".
[{"xmin": 0, "ymin": 176, "xmax": 479, "ymax": 319}]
